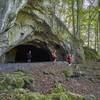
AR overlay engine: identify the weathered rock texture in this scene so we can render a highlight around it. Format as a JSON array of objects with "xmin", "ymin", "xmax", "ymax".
[
  {"xmin": 0, "ymin": 0, "xmax": 27, "ymax": 33},
  {"xmin": 0, "ymin": 0, "xmax": 85, "ymax": 63}
]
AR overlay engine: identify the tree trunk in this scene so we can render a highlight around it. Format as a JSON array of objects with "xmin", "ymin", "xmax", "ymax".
[
  {"xmin": 97, "ymin": 0, "xmax": 100, "ymax": 52},
  {"xmin": 87, "ymin": 6, "xmax": 91, "ymax": 47},
  {"xmin": 72, "ymin": 0, "xmax": 76, "ymax": 36},
  {"xmin": 76, "ymin": 0, "xmax": 80, "ymax": 39}
]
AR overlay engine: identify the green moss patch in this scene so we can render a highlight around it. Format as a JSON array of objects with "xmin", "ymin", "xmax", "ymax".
[
  {"xmin": 0, "ymin": 70, "xmax": 33, "ymax": 90},
  {"xmin": 63, "ymin": 69, "xmax": 74, "ymax": 78}
]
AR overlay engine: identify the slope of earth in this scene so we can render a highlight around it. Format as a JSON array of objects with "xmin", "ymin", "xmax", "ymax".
[{"xmin": 0, "ymin": 62, "xmax": 100, "ymax": 99}]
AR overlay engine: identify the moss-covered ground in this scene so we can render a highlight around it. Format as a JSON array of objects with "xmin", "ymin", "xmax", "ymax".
[{"xmin": 0, "ymin": 70, "xmax": 94, "ymax": 100}]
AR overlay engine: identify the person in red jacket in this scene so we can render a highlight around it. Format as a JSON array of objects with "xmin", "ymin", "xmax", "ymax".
[{"xmin": 65, "ymin": 53, "xmax": 72, "ymax": 64}]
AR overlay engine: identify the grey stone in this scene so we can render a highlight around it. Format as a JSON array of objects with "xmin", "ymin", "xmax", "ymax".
[{"xmin": 0, "ymin": 0, "xmax": 27, "ymax": 33}]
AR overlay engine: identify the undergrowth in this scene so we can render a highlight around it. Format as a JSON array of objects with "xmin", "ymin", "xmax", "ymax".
[{"xmin": 0, "ymin": 70, "xmax": 96, "ymax": 100}]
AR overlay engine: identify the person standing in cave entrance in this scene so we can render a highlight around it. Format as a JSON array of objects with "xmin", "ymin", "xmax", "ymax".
[
  {"xmin": 65, "ymin": 53, "xmax": 73, "ymax": 65},
  {"xmin": 27, "ymin": 50, "xmax": 32, "ymax": 63},
  {"xmin": 51, "ymin": 49, "xmax": 57, "ymax": 64}
]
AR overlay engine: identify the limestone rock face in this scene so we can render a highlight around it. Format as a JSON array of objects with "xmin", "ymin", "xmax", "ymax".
[
  {"xmin": 0, "ymin": 0, "xmax": 64, "ymax": 58},
  {"xmin": 0, "ymin": 0, "xmax": 85, "ymax": 63},
  {"xmin": 0, "ymin": 0, "xmax": 27, "ymax": 33}
]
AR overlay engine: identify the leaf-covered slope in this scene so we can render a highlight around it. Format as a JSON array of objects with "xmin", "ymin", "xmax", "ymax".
[{"xmin": 0, "ymin": 71, "xmax": 88, "ymax": 100}]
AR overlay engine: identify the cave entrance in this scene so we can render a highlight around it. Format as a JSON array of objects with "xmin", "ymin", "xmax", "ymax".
[{"xmin": 15, "ymin": 45, "xmax": 52, "ymax": 63}]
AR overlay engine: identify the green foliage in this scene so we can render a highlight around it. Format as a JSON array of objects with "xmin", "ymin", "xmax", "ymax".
[
  {"xmin": 0, "ymin": 70, "xmax": 33, "ymax": 90},
  {"xmin": 0, "ymin": 89, "xmax": 45, "ymax": 100},
  {"xmin": 0, "ymin": 84, "xmax": 85, "ymax": 100},
  {"xmin": 63, "ymin": 69, "xmax": 73, "ymax": 78},
  {"xmin": 52, "ymin": 82, "xmax": 65, "ymax": 93},
  {"xmin": 96, "ymin": 75, "xmax": 100, "ymax": 80},
  {"xmin": 0, "ymin": 71, "xmax": 91, "ymax": 100},
  {"xmin": 0, "ymin": 88, "xmax": 85, "ymax": 100},
  {"xmin": 83, "ymin": 46, "xmax": 98, "ymax": 61},
  {"xmin": 50, "ymin": 83, "xmax": 85, "ymax": 100}
]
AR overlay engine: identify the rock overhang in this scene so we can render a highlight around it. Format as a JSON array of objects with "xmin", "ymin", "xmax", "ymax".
[{"xmin": 0, "ymin": 0, "xmax": 85, "ymax": 63}]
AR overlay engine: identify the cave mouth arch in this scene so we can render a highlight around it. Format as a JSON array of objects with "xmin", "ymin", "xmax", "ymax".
[
  {"xmin": 5, "ymin": 44, "xmax": 53, "ymax": 63},
  {"xmin": 15, "ymin": 45, "xmax": 52, "ymax": 63}
]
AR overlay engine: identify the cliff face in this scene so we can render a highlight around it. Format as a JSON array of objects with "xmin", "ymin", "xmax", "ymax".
[
  {"xmin": 0, "ymin": 0, "xmax": 27, "ymax": 33},
  {"xmin": 0, "ymin": 0, "xmax": 85, "ymax": 63},
  {"xmin": 0, "ymin": 0, "xmax": 28, "ymax": 56}
]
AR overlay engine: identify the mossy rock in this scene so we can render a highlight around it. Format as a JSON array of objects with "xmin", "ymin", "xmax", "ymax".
[
  {"xmin": 0, "ymin": 70, "xmax": 33, "ymax": 90},
  {"xmin": 63, "ymin": 68, "xmax": 74, "ymax": 78}
]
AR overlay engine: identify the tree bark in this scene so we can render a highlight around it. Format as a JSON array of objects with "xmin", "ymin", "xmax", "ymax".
[
  {"xmin": 97, "ymin": 0, "xmax": 100, "ymax": 52},
  {"xmin": 76, "ymin": 0, "xmax": 80, "ymax": 39},
  {"xmin": 72, "ymin": 0, "xmax": 76, "ymax": 36},
  {"xmin": 87, "ymin": 6, "xmax": 91, "ymax": 47}
]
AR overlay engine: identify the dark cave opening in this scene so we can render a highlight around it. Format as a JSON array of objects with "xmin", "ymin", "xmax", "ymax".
[{"xmin": 15, "ymin": 45, "xmax": 52, "ymax": 63}]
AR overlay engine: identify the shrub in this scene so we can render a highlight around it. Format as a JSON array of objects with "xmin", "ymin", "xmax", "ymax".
[
  {"xmin": 0, "ymin": 88, "xmax": 85, "ymax": 100},
  {"xmin": 0, "ymin": 70, "xmax": 33, "ymax": 90},
  {"xmin": 83, "ymin": 46, "xmax": 98, "ymax": 61},
  {"xmin": 52, "ymin": 82, "xmax": 65, "ymax": 93},
  {"xmin": 63, "ymin": 69, "xmax": 74, "ymax": 78},
  {"xmin": 96, "ymin": 75, "xmax": 100, "ymax": 80}
]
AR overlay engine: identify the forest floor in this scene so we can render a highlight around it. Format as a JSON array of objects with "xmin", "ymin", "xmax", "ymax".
[
  {"xmin": 0, "ymin": 62, "xmax": 100, "ymax": 99},
  {"xmin": 26, "ymin": 62, "xmax": 100, "ymax": 100}
]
